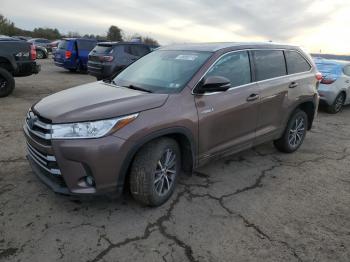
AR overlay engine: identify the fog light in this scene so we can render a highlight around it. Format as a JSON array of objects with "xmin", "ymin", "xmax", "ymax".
[{"xmin": 85, "ymin": 176, "xmax": 95, "ymax": 186}]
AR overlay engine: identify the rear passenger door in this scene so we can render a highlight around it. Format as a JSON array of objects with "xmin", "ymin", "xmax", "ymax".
[
  {"xmin": 195, "ymin": 51, "xmax": 260, "ymax": 162},
  {"xmin": 252, "ymin": 50, "xmax": 290, "ymax": 143}
]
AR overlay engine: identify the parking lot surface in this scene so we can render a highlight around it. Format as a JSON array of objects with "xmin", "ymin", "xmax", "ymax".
[{"xmin": 1, "ymin": 59, "xmax": 349, "ymax": 262}]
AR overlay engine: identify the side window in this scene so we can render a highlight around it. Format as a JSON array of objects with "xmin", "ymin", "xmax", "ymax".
[
  {"xmin": 136, "ymin": 45, "xmax": 150, "ymax": 56},
  {"xmin": 343, "ymin": 65, "xmax": 350, "ymax": 76},
  {"xmin": 206, "ymin": 51, "xmax": 251, "ymax": 88},
  {"xmin": 253, "ymin": 50, "xmax": 286, "ymax": 81},
  {"xmin": 124, "ymin": 45, "xmax": 135, "ymax": 56},
  {"xmin": 285, "ymin": 50, "xmax": 311, "ymax": 74}
]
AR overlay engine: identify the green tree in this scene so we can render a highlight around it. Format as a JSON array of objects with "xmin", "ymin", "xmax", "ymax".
[
  {"xmin": 33, "ymin": 27, "xmax": 61, "ymax": 39},
  {"xmin": 0, "ymin": 14, "xmax": 16, "ymax": 36},
  {"xmin": 107, "ymin": 25, "xmax": 122, "ymax": 41}
]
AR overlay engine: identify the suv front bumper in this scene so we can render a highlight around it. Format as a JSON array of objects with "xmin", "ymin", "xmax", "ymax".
[{"xmin": 24, "ymin": 123, "xmax": 135, "ymax": 197}]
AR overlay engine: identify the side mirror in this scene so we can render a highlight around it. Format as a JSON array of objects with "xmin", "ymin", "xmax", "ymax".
[{"xmin": 196, "ymin": 76, "xmax": 231, "ymax": 94}]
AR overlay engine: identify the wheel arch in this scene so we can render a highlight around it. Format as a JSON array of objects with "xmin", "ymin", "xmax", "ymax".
[
  {"xmin": 0, "ymin": 56, "xmax": 15, "ymax": 73},
  {"xmin": 293, "ymin": 99, "xmax": 316, "ymax": 130},
  {"xmin": 338, "ymin": 89, "xmax": 347, "ymax": 101},
  {"xmin": 117, "ymin": 127, "xmax": 196, "ymax": 189}
]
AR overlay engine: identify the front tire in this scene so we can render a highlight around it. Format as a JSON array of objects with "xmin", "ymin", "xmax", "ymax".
[
  {"xmin": 274, "ymin": 109, "xmax": 308, "ymax": 153},
  {"xmin": 327, "ymin": 92, "xmax": 345, "ymax": 114},
  {"xmin": 0, "ymin": 68, "xmax": 15, "ymax": 98},
  {"xmin": 130, "ymin": 138, "xmax": 181, "ymax": 206}
]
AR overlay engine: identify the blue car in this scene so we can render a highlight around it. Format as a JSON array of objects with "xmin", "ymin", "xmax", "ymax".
[{"xmin": 54, "ymin": 38, "xmax": 97, "ymax": 72}]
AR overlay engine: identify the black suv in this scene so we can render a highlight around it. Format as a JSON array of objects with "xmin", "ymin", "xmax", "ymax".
[
  {"xmin": 0, "ymin": 37, "xmax": 40, "ymax": 97},
  {"xmin": 87, "ymin": 42, "xmax": 152, "ymax": 80}
]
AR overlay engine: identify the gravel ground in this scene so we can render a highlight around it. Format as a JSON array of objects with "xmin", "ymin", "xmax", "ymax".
[{"xmin": 0, "ymin": 59, "xmax": 349, "ymax": 262}]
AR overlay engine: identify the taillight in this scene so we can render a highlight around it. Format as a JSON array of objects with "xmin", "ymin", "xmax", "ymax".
[
  {"xmin": 65, "ymin": 51, "xmax": 72, "ymax": 59},
  {"xmin": 99, "ymin": 55, "xmax": 114, "ymax": 62},
  {"xmin": 321, "ymin": 77, "xmax": 336, "ymax": 85},
  {"xmin": 315, "ymin": 72, "xmax": 322, "ymax": 81},
  {"xmin": 30, "ymin": 44, "xmax": 36, "ymax": 60}
]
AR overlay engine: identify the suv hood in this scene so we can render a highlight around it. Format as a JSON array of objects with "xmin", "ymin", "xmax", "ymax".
[{"xmin": 33, "ymin": 82, "xmax": 169, "ymax": 123}]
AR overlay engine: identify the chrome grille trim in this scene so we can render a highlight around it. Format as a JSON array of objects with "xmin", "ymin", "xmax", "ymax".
[
  {"xmin": 26, "ymin": 142, "xmax": 56, "ymax": 162},
  {"xmin": 26, "ymin": 143, "xmax": 61, "ymax": 176},
  {"xmin": 25, "ymin": 111, "xmax": 52, "ymax": 140},
  {"xmin": 33, "ymin": 119, "xmax": 51, "ymax": 130}
]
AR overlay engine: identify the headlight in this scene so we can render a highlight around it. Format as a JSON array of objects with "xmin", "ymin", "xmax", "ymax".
[{"xmin": 51, "ymin": 113, "xmax": 138, "ymax": 139}]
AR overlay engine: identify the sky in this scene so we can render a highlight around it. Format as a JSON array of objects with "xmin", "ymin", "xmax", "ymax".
[{"xmin": 2, "ymin": 0, "xmax": 350, "ymax": 54}]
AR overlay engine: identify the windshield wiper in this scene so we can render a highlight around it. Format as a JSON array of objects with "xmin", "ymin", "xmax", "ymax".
[{"xmin": 123, "ymin": 85, "xmax": 153, "ymax": 93}]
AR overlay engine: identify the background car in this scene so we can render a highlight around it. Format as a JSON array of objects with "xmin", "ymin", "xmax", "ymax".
[
  {"xmin": 88, "ymin": 42, "xmax": 152, "ymax": 80},
  {"xmin": 54, "ymin": 38, "xmax": 97, "ymax": 72},
  {"xmin": 0, "ymin": 36, "xmax": 40, "ymax": 97},
  {"xmin": 50, "ymin": 40, "xmax": 61, "ymax": 55},
  {"xmin": 35, "ymin": 45, "xmax": 48, "ymax": 59},
  {"xmin": 314, "ymin": 58, "xmax": 350, "ymax": 113},
  {"xmin": 28, "ymin": 38, "xmax": 52, "ymax": 52}
]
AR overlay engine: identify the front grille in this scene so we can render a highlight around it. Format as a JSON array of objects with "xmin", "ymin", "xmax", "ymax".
[
  {"xmin": 25, "ymin": 111, "xmax": 52, "ymax": 144},
  {"xmin": 27, "ymin": 142, "xmax": 61, "ymax": 175}
]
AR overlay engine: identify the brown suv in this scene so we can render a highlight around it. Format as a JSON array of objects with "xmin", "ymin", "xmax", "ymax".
[{"xmin": 24, "ymin": 42, "xmax": 319, "ymax": 206}]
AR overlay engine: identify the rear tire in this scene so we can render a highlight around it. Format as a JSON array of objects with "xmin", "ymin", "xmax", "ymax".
[
  {"xmin": 36, "ymin": 50, "xmax": 45, "ymax": 59},
  {"xmin": 274, "ymin": 109, "xmax": 308, "ymax": 153},
  {"xmin": 327, "ymin": 92, "xmax": 345, "ymax": 114},
  {"xmin": 130, "ymin": 138, "xmax": 181, "ymax": 206},
  {"xmin": 0, "ymin": 68, "xmax": 15, "ymax": 98}
]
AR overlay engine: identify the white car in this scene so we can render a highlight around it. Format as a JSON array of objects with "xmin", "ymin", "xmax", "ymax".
[{"xmin": 314, "ymin": 58, "xmax": 350, "ymax": 113}]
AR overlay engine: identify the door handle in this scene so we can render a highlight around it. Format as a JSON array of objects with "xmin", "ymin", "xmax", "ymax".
[
  {"xmin": 246, "ymin": 93, "xmax": 260, "ymax": 102},
  {"xmin": 289, "ymin": 82, "xmax": 298, "ymax": 88}
]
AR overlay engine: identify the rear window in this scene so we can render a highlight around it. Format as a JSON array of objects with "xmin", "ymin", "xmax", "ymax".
[
  {"xmin": 77, "ymin": 40, "xmax": 96, "ymax": 51},
  {"xmin": 253, "ymin": 50, "xmax": 287, "ymax": 81},
  {"xmin": 91, "ymin": 45, "xmax": 113, "ymax": 54},
  {"xmin": 315, "ymin": 62, "xmax": 342, "ymax": 78},
  {"xmin": 285, "ymin": 50, "xmax": 311, "ymax": 74},
  {"xmin": 58, "ymin": 40, "xmax": 68, "ymax": 50}
]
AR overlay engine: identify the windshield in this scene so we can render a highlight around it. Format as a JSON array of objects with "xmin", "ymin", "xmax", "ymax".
[{"xmin": 113, "ymin": 50, "xmax": 212, "ymax": 93}]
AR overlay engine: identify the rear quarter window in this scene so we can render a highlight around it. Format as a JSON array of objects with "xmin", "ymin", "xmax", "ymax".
[
  {"xmin": 58, "ymin": 40, "xmax": 68, "ymax": 50},
  {"xmin": 285, "ymin": 50, "xmax": 311, "ymax": 74},
  {"xmin": 253, "ymin": 50, "xmax": 286, "ymax": 81}
]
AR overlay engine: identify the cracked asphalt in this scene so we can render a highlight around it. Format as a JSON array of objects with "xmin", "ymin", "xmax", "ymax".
[{"xmin": 1, "ymin": 59, "xmax": 350, "ymax": 262}]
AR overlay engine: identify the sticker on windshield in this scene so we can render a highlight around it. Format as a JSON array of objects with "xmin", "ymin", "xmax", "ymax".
[{"xmin": 175, "ymin": 54, "xmax": 198, "ymax": 61}]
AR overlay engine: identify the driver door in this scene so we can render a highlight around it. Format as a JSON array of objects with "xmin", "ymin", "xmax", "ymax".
[{"xmin": 194, "ymin": 51, "xmax": 260, "ymax": 163}]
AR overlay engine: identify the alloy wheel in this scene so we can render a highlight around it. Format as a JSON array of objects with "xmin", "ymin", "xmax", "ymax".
[
  {"xmin": 288, "ymin": 116, "xmax": 305, "ymax": 148},
  {"xmin": 154, "ymin": 148, "xmax": 177, "ymax": 196},
  {"xmin": 37, "ymin": 51, "xmax": 44, "ymax": 59},
  {"xmin": 0, "ymin": 76, "xmax": 7, "ymax": 91},
  {"xmin": 334, "ymin": 94, "xmax": 345, "ymax": 112}
]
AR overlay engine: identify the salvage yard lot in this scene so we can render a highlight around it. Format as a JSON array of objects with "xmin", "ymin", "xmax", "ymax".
[{"xmin": 0, "ymin": 59, "xmax": 349, "ymax": 262}]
